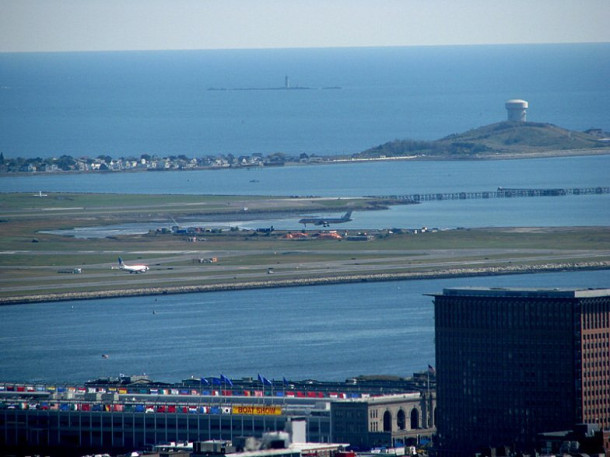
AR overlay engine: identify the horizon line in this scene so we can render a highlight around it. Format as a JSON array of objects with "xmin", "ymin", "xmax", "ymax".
[{"xmin": 1, "ymin": 40, "xmax": 609, "ymax": 55}]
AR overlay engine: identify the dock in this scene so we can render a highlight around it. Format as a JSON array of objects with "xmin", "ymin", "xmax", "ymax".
[{"xmin": 372, "ymin": 186, "xmax": 610, "ymax": 202}]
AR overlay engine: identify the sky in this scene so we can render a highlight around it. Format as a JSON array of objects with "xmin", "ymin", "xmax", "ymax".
[{"xmin": 1, "ymin": 0, "xmax": 609, "ymax": 53}]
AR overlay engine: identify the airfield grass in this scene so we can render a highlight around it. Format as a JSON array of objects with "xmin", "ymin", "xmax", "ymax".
[
  {"xmin": 3, "ymin": 228, "xmax": 610, "ymax": 264},
  {"xmin": 0, "ymin": 192, "xmax": 365, "ymax": 217},
  {"xmin": 1, "ymin": 193, "xmax": 274, "ymax": 211},
  {"xmin": 2, "ymin": 226, "xmax": 610, "ymax": 268}
]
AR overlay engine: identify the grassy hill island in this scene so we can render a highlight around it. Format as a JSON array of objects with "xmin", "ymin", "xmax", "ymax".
[{"xmin": 356, "ymin": 121, "xmax": 610, "ymax": 161}]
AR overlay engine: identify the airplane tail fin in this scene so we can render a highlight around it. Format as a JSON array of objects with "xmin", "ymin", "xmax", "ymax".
[
  {"xmin": 118, "ymin": 257, "xmax": 124, "ymax": 266},
  {"xmin": 343, "ymin": 210, "xmax": 353, "ymax": 219}
]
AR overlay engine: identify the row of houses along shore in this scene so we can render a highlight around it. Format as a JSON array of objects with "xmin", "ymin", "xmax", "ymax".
[{"xmin": 0, "ymin": 151, "xmax": 335, "ymax": 174}]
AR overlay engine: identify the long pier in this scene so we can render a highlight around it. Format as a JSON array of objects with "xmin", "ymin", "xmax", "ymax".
[{"xmin": 373, "ymin": 186, "xmax": 610, "ymax": 202}]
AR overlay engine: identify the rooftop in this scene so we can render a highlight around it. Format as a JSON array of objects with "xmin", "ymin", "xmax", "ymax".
[{"xmin": 432, "ymin": 287, "xmax": 610, "ymax": 299}]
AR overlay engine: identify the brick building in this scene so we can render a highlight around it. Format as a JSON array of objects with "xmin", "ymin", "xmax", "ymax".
[{"xmin": 431, "ymin": 287, "xmax": 610, "ymax": 456}]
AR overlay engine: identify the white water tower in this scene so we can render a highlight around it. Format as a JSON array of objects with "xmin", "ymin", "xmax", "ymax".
[{"xmin": 505, "ymin": 99, "xmax": 528, "ymax": 122}]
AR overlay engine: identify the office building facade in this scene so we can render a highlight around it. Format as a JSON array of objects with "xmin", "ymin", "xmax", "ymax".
[{"xmin": 432, "ymin": 288, "xmax": 610, "ymax": 456}]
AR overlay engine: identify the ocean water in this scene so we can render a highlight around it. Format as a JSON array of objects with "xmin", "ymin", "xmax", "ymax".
[
  {"xmin": 0, "ymin": 270, "xmax": 608, "ymax": 384},
  {"xmin": 1, "ymin": 43, "xmax": 609, "ymax": 159}
]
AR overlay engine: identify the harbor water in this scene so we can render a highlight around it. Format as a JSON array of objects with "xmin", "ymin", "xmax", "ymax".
[{"xmin": 0, "ymin": 270, "xmax": 608, "ymax": 384}]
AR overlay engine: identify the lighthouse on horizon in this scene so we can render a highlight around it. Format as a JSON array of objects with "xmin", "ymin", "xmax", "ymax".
[{"xmin": 505, "ymin": 99, "xmax": 528, "ymax": 122}]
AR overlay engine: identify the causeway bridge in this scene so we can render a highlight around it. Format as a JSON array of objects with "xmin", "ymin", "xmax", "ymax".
[{"xmin": 373, "ymin": 186, "xmax": 610, "ymax": 202}]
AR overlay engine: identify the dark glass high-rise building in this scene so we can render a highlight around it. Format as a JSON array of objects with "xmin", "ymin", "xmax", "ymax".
[{"xmin": 431, "ymin": 288, "xmax": 610, "ymax": 456}]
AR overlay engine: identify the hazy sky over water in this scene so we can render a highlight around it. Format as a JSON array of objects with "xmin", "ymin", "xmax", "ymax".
[{"xmin": 1, "ymin": 0, "xmax": 609, "ymax": 53}]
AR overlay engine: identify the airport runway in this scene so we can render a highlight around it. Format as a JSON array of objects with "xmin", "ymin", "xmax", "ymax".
[{"xmin": 2, "ymin": 247, "xmax": 609, "ymax": 300}]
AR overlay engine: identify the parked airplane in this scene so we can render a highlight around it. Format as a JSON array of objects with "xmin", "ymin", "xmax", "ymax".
[
  {"xmin": 299, "ymin": 210, "xmax": 353, "ymax": 227},
  {"xmin": 118, "ymin": 257, "xmax": 149, "ymax": 274}
]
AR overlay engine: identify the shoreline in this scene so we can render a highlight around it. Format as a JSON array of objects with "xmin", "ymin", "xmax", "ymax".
[
  {"xmin": 2, "ymin": 148, "xmax": 610, "ymax": 179},
  {"xmin": 2, "ymin": 261, "xmax": 608, "ymax": 306}
]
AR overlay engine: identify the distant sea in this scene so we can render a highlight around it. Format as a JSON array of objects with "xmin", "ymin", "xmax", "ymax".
[{"xmin": 1, "ymin": 43, "xmax": 609, "ymax": 159}]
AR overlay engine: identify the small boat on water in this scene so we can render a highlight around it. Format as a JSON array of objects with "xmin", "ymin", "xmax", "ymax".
[{"xmin": 102, "ymin": 354, "xmax": 109, "ymax": 359}]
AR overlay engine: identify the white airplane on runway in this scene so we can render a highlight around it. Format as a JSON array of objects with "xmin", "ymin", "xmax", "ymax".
[{"xmin": 118, "ymin": 257, "xmax": 149, "ymax": 274}]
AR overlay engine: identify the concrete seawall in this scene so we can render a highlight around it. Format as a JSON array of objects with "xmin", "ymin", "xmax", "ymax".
[{"xmin": 1, "ymin": 261, "xmax": 608, "ymax": 306}]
